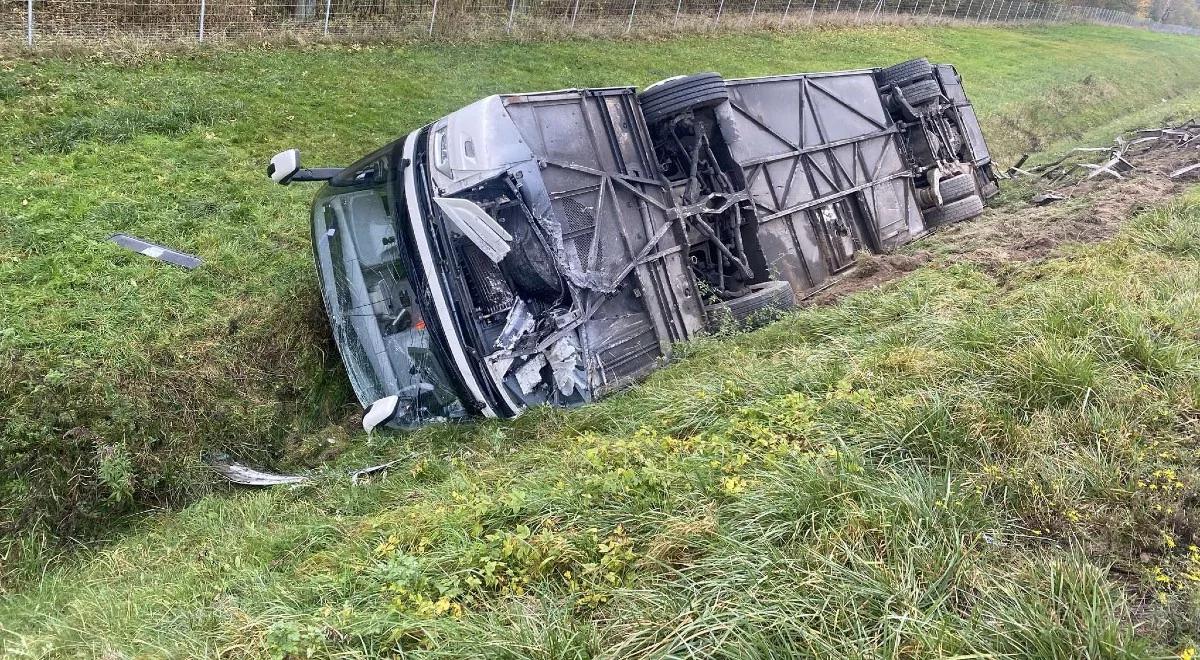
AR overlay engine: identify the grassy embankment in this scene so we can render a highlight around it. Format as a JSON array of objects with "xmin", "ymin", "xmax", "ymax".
[
  {"xmin": 4, "ymin": 182, "xmax": 1200, "ymax": 657},
  {"xmin": 3, "ymin": 23, "xmax": 1200, "ymax": 656}
]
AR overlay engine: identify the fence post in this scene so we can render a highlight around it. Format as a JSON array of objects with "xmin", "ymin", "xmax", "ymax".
[
  {"xmin": 809, "ymin": 0, "xmax": 818, "ymax": 22},
  {"xmin": 506, "ymin": 0, "xmax": 517, "ymax": 31},
  {"xmin": 786, "ymin": 0, "xmax": 795, "ymax": 19},
  {"xmin": 574, "ymin": 0, "xmax": 583, "ymax": 27},
  {"xmin": 326, "ymin": 0, "xmax": 334, "ymax": 36},
  {"xmin": 625, "ymin": 0, "xmax": 636, "ymax": 33},
  {"xmin": 198, "ymin": 0, "xmax": 206, "ymax": 42},
  {"xmin": 715, "ymin": 0, "xmax": 724, "ymax": 23},
  {"xmin": 750, "ymin": 0, "xmax": 758, "ymax": 19},
  {"xmin": 26, "ymin": 0, "xmax": 33, "ymax": 46}
]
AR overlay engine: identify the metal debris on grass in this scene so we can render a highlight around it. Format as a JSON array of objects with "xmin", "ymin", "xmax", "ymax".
[
  {"xmin": 1030, "ymin": 192, "xmax": 1066, "ymax": 206},
  {"xmin": 210, "ymin": 458, "xmax": 309, "ymax": 486},
  {"xmin": 1006, "ymin": 118, "xmax": 1200, "ymax": 202},
  {"xmin": 350, "ymin": 458, "xmax": 406, "ymax": 485},
  {"xmin": 210, "ymin": 453, "xmax": 416, "ymax": 487},
  {"xmin": 109, "ymin": 233, "xmax": 203, "ymax": 269},
  {"xmin": 1170, "ymin": 162, "xmax": 1200, "ymax": 179}
]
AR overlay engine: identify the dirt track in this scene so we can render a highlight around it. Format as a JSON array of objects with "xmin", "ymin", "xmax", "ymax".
[{"xmin": 810, "ymin": 141, "xmax": 1200, "ymax": 305}]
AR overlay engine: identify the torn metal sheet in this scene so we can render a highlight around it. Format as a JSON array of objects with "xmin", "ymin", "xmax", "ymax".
[
  {"xmin": 495, "ymin": 298, "xmax": 535, "ymax": 351},
  {"xmin": 109, "ymin": 233, "xmax": 202, "ymax": 269},
  {"xmin": 1031, "ymin": 192, "xmax": 1066, "ymax": 206},
  {"xmin": 1083, "ymin": 156, "xmax": 1134, "ymax": 180},
  {"xmin": 1170, "ymin": 163, "xmax": 1200, "ymax": 179},
  {"xmin": 210, "ymin": 459, "xmax": 309, "ymax": 486},
  {"xmin": 350, "ymin": 459, "xmax": 403, "ymax": 484}
]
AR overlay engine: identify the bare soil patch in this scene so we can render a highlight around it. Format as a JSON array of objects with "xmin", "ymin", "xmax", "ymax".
[{"xmin": 809, "ymin": 141, "xmax": 1200, "ymax": 305}]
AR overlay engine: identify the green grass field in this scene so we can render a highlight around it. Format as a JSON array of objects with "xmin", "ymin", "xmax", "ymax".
[{"xmin": 3, "ymin": 23, "xmax": 1200, "ymax": 657}]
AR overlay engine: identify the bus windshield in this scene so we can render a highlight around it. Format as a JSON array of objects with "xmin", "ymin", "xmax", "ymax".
[{"xmin": 312, "ymin": 182, "xmax": 467, "ymax": 428}]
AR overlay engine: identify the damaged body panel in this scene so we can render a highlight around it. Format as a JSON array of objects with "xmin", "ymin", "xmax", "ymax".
[{"xmin": 279, "ymin": 58, "xmax": 998, "ymax": 429}]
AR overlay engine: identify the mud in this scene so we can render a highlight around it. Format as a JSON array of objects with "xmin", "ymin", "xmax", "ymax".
[{"xmin": 806, "ymin": 142, "xmax": 1200, "ymax": 306}]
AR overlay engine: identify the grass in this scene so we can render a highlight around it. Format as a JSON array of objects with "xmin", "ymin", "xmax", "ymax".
[
  {"xmin": 3, "ymin": 21, "xmax": 1200, "ymax": 650},
  {"xmin": 3, "ymin": 185, "xmax": 1200, "ymax": 657}
]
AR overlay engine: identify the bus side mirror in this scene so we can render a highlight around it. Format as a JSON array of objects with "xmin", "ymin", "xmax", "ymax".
[{"xmin": 267, "ymin": 149, "xmax": 301, "ymax": 185}]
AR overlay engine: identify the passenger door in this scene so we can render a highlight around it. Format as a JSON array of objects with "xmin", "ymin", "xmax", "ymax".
[{"xmin": 810, "ymin": 199, "xmax": 861, "ymax": 274}]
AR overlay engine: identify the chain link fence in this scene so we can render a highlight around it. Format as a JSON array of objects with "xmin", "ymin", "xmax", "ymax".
[{"xmin": 2, "ymin": 0, "xmax": 1197, "ymax": 46}]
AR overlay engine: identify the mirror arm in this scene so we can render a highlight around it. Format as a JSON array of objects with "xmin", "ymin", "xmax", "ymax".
[{"xmin": 290, "ymin": 167, "xmax": 344, "ymax": 183}]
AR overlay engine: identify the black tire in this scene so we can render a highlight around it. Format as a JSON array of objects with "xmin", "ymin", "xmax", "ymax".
[
  {"xmin": 923, "ymin": 194, "xmax": 985, "ymax": 227},
  {"xmin": 879, "ymin": 58, "xmax": 934, "ymax": 87},
  {"xmin": 639, "ymin": 73, "xmax": 729, "ymax": 125},
  {"xmin": 938, "ymin": 172, "xmax": 977, "ymax": 203},
  {"xmin": 502, "ymin": 215, "xmax": 563, "ymax": 301},
  {"xmin": 705, "ymin": 280, "xmax": 796, "ymax": 329},
  {"xmin": 900, "ymin": 79, "xmax": 942, "ymax": 107}
]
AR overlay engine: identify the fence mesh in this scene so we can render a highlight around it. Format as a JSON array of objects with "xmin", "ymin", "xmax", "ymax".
[{"xmin": 1, "ymin": 0, "xmax": 1197, "ymax": 46}]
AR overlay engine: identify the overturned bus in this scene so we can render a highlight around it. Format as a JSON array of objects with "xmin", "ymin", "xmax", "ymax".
[{"xmin": 267, "ymin": 58, "xmax": 998, "ymax": 431}]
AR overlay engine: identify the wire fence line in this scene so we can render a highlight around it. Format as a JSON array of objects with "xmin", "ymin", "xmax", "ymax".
[{"xmin": 2, "ymin": 0, "xmax": 1197, "ymax": 47}]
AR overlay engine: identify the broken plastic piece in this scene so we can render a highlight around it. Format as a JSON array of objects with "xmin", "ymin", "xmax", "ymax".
[
  {"xmin": 514, "ymin": 354, "xmax": 548, "ymax": 395},
  {"xmin": 109, "ymin": 233, "xmax": 202, "ymax": 269},
  {"xmin": 545, "ymin": 336, "xmax": 584, "ymax": 396}
]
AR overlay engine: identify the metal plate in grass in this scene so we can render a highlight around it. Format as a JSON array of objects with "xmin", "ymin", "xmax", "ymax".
[{"xmin": 109, "ymin": 233, "xmax": 202, "ymax": 270}]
